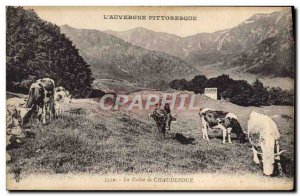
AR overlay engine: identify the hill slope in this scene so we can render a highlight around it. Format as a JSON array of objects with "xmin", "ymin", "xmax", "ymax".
[
  {"xmin": 7, "ymin": 92, "xmax": 294, "ymax": 186},
  {"xmin": 61, "ymin": 25, "xmax": 197, "ymax": 89}
]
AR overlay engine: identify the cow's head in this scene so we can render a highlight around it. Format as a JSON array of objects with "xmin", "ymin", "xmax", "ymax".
[
  {"xmin": 261, "ymin": 147, "xmax": 286, "ymax": 176},
  {"xmin": 236, "ymin": 129, "xmax": 247, "ymax": 143},
  {"xmin": 230, "ymin": 118, "xmax": 247, "ymax": 143},
  {"xmin": 261, "ymin": 146, "xmax": 275, "ymax": 176},
  {"xmin": 260, "ymin": 139, "xmax": 284, "ymax": 176},
  {"xmin": 26, "ymin": 83, "xmax": 44, "ymax": 108}
]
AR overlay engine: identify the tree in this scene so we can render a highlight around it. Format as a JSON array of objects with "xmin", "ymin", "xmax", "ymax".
[
  {"xmin": 6, "ymin": 6, "xmax": 94, "ymax": 97},
  {"xmin": 252, "ymin": 79, "xmax": 269, "ymax": 106},
  {"xmin": 190, "ymin": 75, "xmax": 207, "ymax": 94}
]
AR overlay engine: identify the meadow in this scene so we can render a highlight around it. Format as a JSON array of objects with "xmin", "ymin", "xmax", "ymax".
[{"xmin": 7, "ymin": 92, "xmax": 294, "ymax": 187}]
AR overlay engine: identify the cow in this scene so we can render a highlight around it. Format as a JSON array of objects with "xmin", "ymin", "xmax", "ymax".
[
  {"xmin": 199, "ymin": 108, "xmax": 246, "ymax": 143},
  {"xmin": 55, "ymin": 86, "xmax": 71, "ymax": 103},
  {"xmin": 248, "ymin": 111, "xmax": 286, "ymax": 176},
  {"xmin": 27, "ymin": 78, "xmax": 55, "ymax": 124},
  {"xmin": 149, "ymin": 106, "xmax": 168, "ymax": 140},
  {"xmin": 7, "ymin": 97, "xmax": 33, "ymax": 127}
]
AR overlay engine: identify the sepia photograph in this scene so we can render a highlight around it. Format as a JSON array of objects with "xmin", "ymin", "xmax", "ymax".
[{"xmin": 5, "ymin": 6, "xmax": 295, "ymax": 190}]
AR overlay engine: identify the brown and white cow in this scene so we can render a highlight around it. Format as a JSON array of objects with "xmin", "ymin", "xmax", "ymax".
[
  {"xmin": 199, "ymin": 108, "xmax": 246, "ymax": 143},
  {"xmin": 27, "ymin": 78, "xmax": 55, "ymax": 124},
  {"xmin": 248, "ymin": 111, "xmax": 286, "ymax": 176},
  {"xmin": 149, "ymin": 107, "xmax": 168, "ymax": 140}
]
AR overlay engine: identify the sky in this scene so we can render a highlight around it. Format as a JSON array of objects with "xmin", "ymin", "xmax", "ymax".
[{"xmin": 26, "ymin": 6, "xmax": 286, "ymax": 37}]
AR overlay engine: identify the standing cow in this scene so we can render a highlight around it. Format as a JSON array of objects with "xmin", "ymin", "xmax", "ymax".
[
  {"xmin": 149, "ymin": 104, "xmax": 168, "ymax": 140},
  {"xmin": 27, "ymin": 78, "xmax": 55, "ymax": 124},
  {"xmin": 199, "ymin": 108, "xmax": 246, "ymax": 143},
  {"xmin": 248, "ymin": 111, "xmax": 286, "ymax": 176}
]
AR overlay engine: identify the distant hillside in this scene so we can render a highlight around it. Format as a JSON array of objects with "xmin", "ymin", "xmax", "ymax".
[
  {"xmin": 104, "ymin": 27, "xmax": 183, "ymax": 58},
  {"xmin": 6, "ymin": 7, "xmax": 93, "ymax": 97},
  {"xmin": 61, "ymin": 25, "xmax": 197, "ymax": 89},
  {"xmin": 105, "ymin": 8, "xmax": 294, "ymax": 78}
]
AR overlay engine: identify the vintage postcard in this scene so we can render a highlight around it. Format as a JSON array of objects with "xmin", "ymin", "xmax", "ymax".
[{"xmin": 6, "ymin": 6, "xmax": 295, "ymax": 190}]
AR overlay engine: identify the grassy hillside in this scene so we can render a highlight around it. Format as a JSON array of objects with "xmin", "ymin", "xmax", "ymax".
[{"xmin": 7, "ymin": 92, "xmax": 294, "ymax": 183}]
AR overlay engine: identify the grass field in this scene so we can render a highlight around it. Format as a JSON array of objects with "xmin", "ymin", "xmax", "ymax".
[{"xmin": 7, "ymin": 92, "xmax": 295, "ymax": 187}]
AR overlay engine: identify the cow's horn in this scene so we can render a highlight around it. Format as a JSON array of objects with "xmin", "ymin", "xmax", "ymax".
[{"xmin": 275, "ymin": 150, "xmax": 287, "ymax": 156}]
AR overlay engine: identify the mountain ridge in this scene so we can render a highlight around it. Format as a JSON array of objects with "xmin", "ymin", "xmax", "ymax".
[
  {"xmin": 104, "ymin": 8, "xmax": 294, "ymax": 78},
  {"xmin": 60, "ymin": 25, "xmax": 198, "ymax": 89}
]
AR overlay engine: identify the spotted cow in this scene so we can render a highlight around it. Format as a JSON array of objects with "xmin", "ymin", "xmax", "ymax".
[{"xmin": 199, "ymin": 108, "xmax": 246, "ymax": 143}]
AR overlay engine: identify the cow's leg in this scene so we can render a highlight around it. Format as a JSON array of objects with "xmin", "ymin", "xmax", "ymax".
[
  {"xmin": 275, "ymin": 140, "xmax": 284, "ymax": 176},
  {"xmin": 156, "ymin": 124, "xmax": 162, "ymax": 140},
  {"xmin": 166, "ymin": 114, "xmax": 170, "ymax": 130},
  {"xmin": 160, "ymin": 126, "xmax": 164, "ymax": 140},
  {"xmin": 49, "ymin": 103, "xmax": 53, "ymax": 121},
  {"xmin": 252, "ymin": 147, "xmax": 260, "ymax": 164},
  {"xmin": 201, "ymin": 117, "xmax": 209, "ymax": 141},
  {"xmin": 216, "ymin": 124, "xmax": 227, "ymax": 144},
  {"xmin": 162, "ymin": 127, "xmax": 166, "ymax": 139},
  {"xmin": 42, "ymin": 105, "xmax": 46, "ymax": 124},
  {"xmin": 227, "ymin": 127, "xmax": 232, "ymax": 144}
]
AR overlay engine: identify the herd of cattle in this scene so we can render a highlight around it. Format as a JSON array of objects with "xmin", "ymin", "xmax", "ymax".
[
  {"xmin": 7, "ymin": 78, "xmax": 71, "ymax": 147},
  {"xmin": 150, "ymin": 107, "xmax": 287, "ymax": 177},
  {"xmin": 6, "ymin": 77, "xmax": 288, "ymax": 177}
]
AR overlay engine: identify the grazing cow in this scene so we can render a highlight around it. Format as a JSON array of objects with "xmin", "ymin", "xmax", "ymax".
[
  {"xmin": 150, "ymin": 107, "xmax": 168, "ymax": 139},
  {"xmin": 199, "ymin": 108, "xmax": 246, "ymax": 143},
  {"xmin": 27, "ymin": 78, "xmax": 55, "ymax": 124},
  {"xmin": 248, "ymin": 111, "xmax": 286, "ymax": 176}
]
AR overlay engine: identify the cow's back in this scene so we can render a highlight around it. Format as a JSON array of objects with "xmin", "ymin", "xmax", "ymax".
[
  {"xmin": 203, "ymin": 110, "xmax": 227, "ymax": 127},
  {"xmin": 248, "ymin": 111, "xmax": 280, "ymax": 154},
  {"xmin": 248, "ymin": 111, "xmax": 280, "ymax": 140}
]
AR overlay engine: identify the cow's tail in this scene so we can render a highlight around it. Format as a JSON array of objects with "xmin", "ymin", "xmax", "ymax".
[{"xmin": 231, "ymin": 118, "xmax": 246, "ymax": 143}]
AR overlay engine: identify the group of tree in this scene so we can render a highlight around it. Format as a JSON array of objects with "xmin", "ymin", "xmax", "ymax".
[
  {"xmin": 169, "ymin": 74, "xmax": 294, "ymax": 106},
  {"xmin": 6, "ymin": 6, "xmax": 93, "ymax": 97}
]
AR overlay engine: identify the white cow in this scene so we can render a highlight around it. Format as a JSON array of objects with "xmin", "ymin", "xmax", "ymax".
[
  {"xmin": 55, "ymin": 86, "xmax": 71, "ymax": 103},
  {"xmin": 248, "ymin": 111, "xmax": 286, "ymax": 176}
]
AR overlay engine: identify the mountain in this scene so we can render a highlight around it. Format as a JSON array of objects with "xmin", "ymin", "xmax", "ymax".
[
  {"xmin": 6, "ymin": 7, "xmax": 93, "ymax": 97},
  {"xmin": 104, "ymin": 27, "xmax": 183, "ymax": 58},
  {"xmin": 105, "ymin": 8, "xmax": 294, "ymax": 78},
  {"xmin": 60, "ymin": 25, "xmax": 197, "ymax": 89}
]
